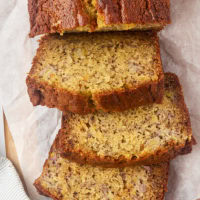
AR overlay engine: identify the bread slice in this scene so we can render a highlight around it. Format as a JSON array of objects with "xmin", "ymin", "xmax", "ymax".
[
  {"xmin": 56, "ymin": 73, "xmax": 194, "ymax": 167},
  {"xmin": 34, "ymin": 138, "xmax": 169, "ymax": 200},
  {"xmin": 26, "ymin": 31, "xmax": 164, "ymax": 114},
  {"xmin": 28, "ymin": 0, "xmax": 170, "ymax": 37}
]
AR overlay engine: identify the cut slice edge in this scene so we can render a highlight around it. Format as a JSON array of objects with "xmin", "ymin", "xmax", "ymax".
[
  {"xmin": 26, "ymin": 31, "xmax": 164, "ymax": 114},
  {"xmin": 34, "ymin": 136, "xmax": 169, "ymax": 200},
  {"xmin": 56, "ymin": 73, "xmax": 194, "ymax": 167}
]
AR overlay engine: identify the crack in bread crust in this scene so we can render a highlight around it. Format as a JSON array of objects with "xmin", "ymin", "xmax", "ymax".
[{"xmin": 28, "ymin": 0, "xmax": 170, "ymax": 37}]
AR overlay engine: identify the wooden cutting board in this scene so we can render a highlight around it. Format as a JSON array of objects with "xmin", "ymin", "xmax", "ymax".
[{"xmin": 4, "ymin": 114, "xmax": 28, "ymax": 193}]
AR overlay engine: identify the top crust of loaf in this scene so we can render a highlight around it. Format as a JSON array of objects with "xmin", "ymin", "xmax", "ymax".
[
  {"xmin": 34, "ymin": 137, "xmax": 169, "ymax": 200},
  {"xmin": 28, "ymin": 0, "xmax": 170, "ymax": 37},
  {"xmin": 26, "ymin": 31, "xmax": 164, "ymax": 114},
  {"xmin": 97, "ymin": 0, "xmax": 170, "ymax": 24},
  {"xmin": 56, "ymin": 73, "xmax": 194, "ymax": 167}
]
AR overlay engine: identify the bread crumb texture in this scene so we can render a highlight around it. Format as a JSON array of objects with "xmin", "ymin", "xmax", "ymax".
[
  {"xmin": 29, "ymin": 32, "xmax": 161, "ymax": 93},
  {"xmin": 28, "ymin": 0, "xmax": 170, "ymax": 37},
  {"xmin": 58, "ymin": 73, "xmax": 193, "ymax": 165},
  {"xmin": 34, "ymin": 142, "xmax": 168, "ymax": 200},
  {"xmin": 27, "ymin": 31, "xmax": 164, "ymax": 113}
]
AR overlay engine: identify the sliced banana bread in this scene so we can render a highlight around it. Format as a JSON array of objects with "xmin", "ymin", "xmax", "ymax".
[
  {"xmin": 34, "ymin": 138, "xmax": 169, "ymax": 200},
  {"xmin": 56, "ymin": 73, "xmax": 194, "ymax": 167},
  {"xmin": 26, "ymin": 31, "xmax": 164, "ymax": 114},
  {"xmin": 29, "ymin": 0, "xmax": 170, "ymax": 37}
]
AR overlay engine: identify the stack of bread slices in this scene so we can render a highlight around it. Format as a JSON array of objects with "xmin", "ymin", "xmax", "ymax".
[{"xmin": 27, "ymin": 0, "xmax": 195, "ymax": 199}]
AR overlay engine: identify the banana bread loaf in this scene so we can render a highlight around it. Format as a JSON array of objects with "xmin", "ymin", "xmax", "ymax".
[
  {"xmin": 34, "ymin": 137, "xmax": 169, "ymax": 200},
  {"xmin": 28, "ymin": 0, "xmax": 170, "ymax": 37},
  {"xmin": 26, "ymin": 31, "xmax": 164, "ymax": 114},
  {"xmin": 56, "ymin": 73, "xmax": 194, "ymax": 167}
]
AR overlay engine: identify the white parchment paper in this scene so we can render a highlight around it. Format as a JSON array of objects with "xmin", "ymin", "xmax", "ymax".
[{"xmin": 0, "ymin": 0, "xmax": 200, "ymax": 199}]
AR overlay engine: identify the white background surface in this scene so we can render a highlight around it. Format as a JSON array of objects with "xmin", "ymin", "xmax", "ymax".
[
  {"xmin": 0, "ymin": 0, "xmax": 200, "ymax": 199},
  {"xmin": 0, "ymin": 105, "xmax": 6, "ymax": 157}
]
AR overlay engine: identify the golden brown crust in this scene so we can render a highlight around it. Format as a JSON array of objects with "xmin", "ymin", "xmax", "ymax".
[
  {"xmin": 28, "ymin": 0, "xmax": 50, "ymax": 38},
  {"xmin": 162, "ymin": 168, "xmax": 169, "ymax": 200},
  {"xmin": 28, "ymin": 0, "xmax": 170, "ymax": 37},
  {"xmin": 97, "ymin": 0, "xmax": 170, "ymax": 24},
  {"xmin": 156, "ymin": 162, "xmax": 169, "ymax": 200},
  {"xmin": 34, "ymin": 140, "xmax": 61, "ymax": 200},
  {"xmin": 55, "ymin": 73, "xmax": 194, "ymax": 167},
  {"xmin": 26, "ymin": 32, "xmax": 164, "ymax": 114},
  {"xmin": 28, "ymin": 0, "xmax": 90, "ymax": 37},
  {"xmin": 26, "ymin": 75, "xmax": 164, "ymax": 114},
  {"xmin": 34, "ymin": 177, "xmax": 60, "ymax": 200},
  {"xmin": 26, "ymin": 76, "xmax": 94, "ymax": 114},
  {"xmin": 56, "ymin": 128, "xmax": 193, "ymax": 168},
  {"xmin": 93, "ymin": 77, "xmax": 164, "ymax": 112}
]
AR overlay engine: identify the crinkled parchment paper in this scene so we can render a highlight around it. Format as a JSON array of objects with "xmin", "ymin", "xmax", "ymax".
[{"xmin": 0, "ymin": 0, "xmax": 200, "ymax": 199}]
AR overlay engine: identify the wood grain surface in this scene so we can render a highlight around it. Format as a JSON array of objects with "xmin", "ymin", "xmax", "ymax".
[{"xmin": 4, "ymin": 114, "xmax": 29, "ymax": 195}]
